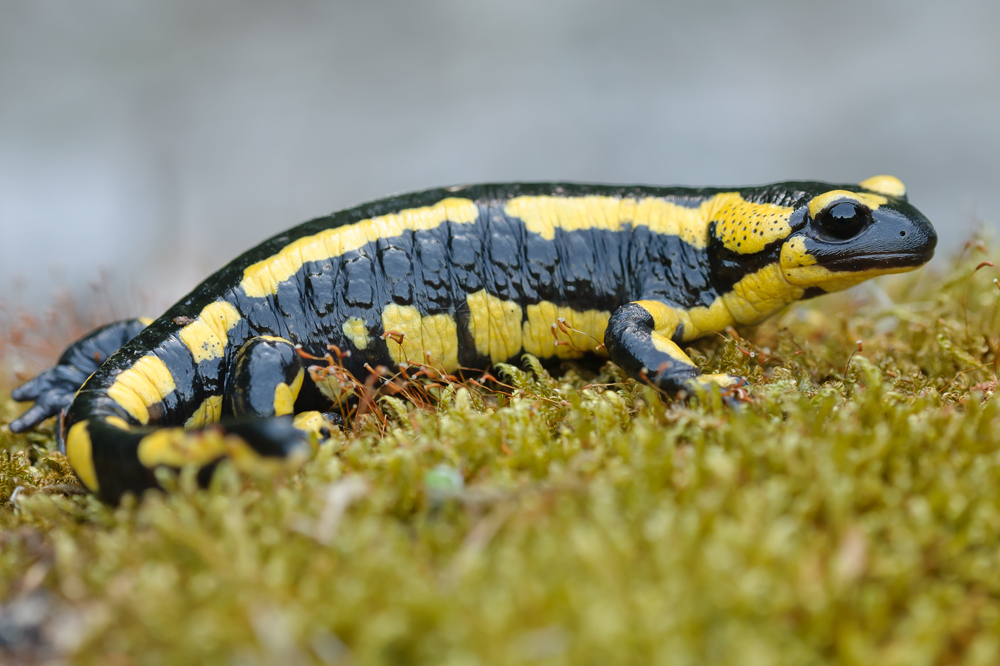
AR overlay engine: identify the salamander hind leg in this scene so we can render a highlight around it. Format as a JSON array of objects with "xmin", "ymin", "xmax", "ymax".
[
  {"xmin": 604, "ymin": 302, "xmax": 745, "ymax": 404},
  {"xmin": 9, "ymin": 318, "xmax": 149, "ymax": 433},
  {"xmin": 74, "ymin": 336, "xmax": 338, "ymax": 504},
  {"xmin": 225, "ymin": 336, "xmax": 307, "ymax": 419},
  {"xmin": 223, "ymin": 335, "xmax": 337, "ymax": 454}
]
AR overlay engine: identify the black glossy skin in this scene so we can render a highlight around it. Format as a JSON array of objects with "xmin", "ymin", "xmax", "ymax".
[
  {"xmin": 10, "ymin": 181, "xmax": 937, "ymax": 503},
  {"xmin": 9, "ymin": 319, "xmax": 147, "ymax": 435},
  {"xmin": 76, "ymin": 183, "xmax": 742, "ymax": 427}
]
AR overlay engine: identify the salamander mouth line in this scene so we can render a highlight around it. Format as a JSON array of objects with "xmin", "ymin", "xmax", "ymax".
[{"xmin": 818, "ymin": 251, "xmax": 934, "ymax": 271}]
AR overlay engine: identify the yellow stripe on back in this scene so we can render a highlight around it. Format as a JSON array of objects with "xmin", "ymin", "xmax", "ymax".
[
  {"xmin": 178, "ymin": 301, "xmax": 243, "ymax": 363},
  {"xmin": 240, "ymin": 197, "xmax": 479, "ymax": 298},
  {"xmin": 107, "ymin": 355, "xmax": 176, "ymax": 425},
  {"xmin": 504, "ymin": 195, "xmax": 709, "ymax": 248},
  {"xmin": 505, "ymin": 192, "xmax": 796, "ymax": 255}
]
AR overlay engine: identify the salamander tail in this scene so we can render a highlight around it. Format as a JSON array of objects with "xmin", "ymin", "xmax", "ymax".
[{"xmin": 65, "ymin": 415, "xmax": 331, "ymax": 504}]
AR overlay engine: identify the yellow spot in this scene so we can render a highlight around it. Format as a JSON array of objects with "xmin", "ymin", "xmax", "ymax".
[
  {"xmin": 107, "ymin": 355, "xmax": 177, "ymax": 425},
  {"xmin": 184, "ymin": 395, "xmax": 223, "ymax": 428},
  {"xmin": 634, "ymin": 300, "xmax": 682, "ymax": 337},
  {"xmin": 505, "ymin": 195, "xmax": 708, "ymax": 248},
  {"xmin": 105, "ymin": 416, "xmax": 131, "ymax": 430},
  {"xmin": 466, "ymin": 291, "xmax": 524, "ymax": 364},
  {"xmin": 273, "ymin": 368, "xmax": 304, "ymax": 416},
  {"xmin": 780, "ymin": 236, "xmax": 816, "ymax": 271},
  {"xmin": 66, "ymin": 421, "xmax": 99, "ymax": 491},
  {"xmin": 859, "ymin": 175, "xmax": 906, "ymax": 198},
  {"xmin": 311, "ymin": 367, "xmax": 356, "ymax": 404},
  {"xmin": 807, "ymin": 190, "xmax": 888, "ymax": 220},
  {"xmin": 634, "ymin": 299, "xmax": 734, "ymax": 344},
  {"xmin": 723, "ymin": 264, "xmax": 805, "ymax": 325},
  {"xmin": 521, "ymin": 302, "xmax": 610, "ymax": 359},
  {"xmin": 178, "ymin": 301, "xmax": 242, "ymax": 363},
  {"xmin": 342, "ymin": 317, "xmax": 370, "ymax": 350},
  {"xmin": 290, "ymin": 367, "xmax": 304, "ymax": 396},
  {"xmin": 632, "ymin": 301, "xmax": 697, "ymax": 364},
  {"xmin": 241, "ymin": 198, "xmax": 479, "ymax": 298},
  {"xmin": 697, "ymin": 373, "xmax": 741, "ymax": 388},
  {"xmin": 465, "ymin": 294, "xmax": 610, "ymax": 363},
  {"xmin": 710, "ymin": 193, "xmax": 795, "ymax": 254},
  {"xmin": 651, "ymin": 333, "xmax": 696, "ymax": 365},
  {"xmin": 293, "ymin": 411, "xmax": 336, "ymax": 445},
  {"xmin": 273, "ymin": 384, "xmax": 294, "ymax": 416},
  {"xmin": 137, "ymin": 428, "xmax": 229, "ymax": 468},
  {"xmin": 382, "ymin": 304, "xmax": 460, "ymax": 369},
  {"xmin": 138, "ymin": 317, "xmax": 154, "ymax": 326}
]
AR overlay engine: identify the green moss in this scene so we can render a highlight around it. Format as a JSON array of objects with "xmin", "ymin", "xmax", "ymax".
[{"xmin": 4, "ymin": 245, "xmax": 1000, "ymax": 664}]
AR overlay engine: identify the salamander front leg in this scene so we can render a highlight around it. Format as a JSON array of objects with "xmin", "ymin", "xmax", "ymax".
[
  {"xmin": 10, "ymin": 318, "xmax": 149, "ymax": 433},
  {"xmin": 604, "ymin": 302, "xmax": 744, "ymax": 402}
]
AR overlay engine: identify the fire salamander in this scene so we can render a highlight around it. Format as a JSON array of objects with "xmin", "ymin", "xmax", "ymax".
[{"xmin": 9, "ymin": 175, "xmax": 936, "ymax": 503}]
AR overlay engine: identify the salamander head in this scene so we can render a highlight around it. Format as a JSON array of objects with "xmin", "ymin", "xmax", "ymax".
[{"xmin": 778, "ymin": 175, "xmax": 937, "ymax": 293}]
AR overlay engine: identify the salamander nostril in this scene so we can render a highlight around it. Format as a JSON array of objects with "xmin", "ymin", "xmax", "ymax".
[{"xmin": 899, "ymin": 231, "xmax": 907, "ymax": 237}]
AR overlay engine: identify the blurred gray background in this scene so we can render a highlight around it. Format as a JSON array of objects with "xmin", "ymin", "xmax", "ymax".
[{"xmin": 1, "ymin": 0, "xmax": 998, "ymax": 317}]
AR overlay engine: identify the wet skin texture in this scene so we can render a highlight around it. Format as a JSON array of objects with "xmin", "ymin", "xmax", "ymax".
[{"xmin": 11, "ymin": 177, "xmax": 937, "ymax": 503}]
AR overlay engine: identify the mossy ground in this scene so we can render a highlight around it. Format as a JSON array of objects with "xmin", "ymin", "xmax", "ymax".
[{"xmin": 4, "ymin": 244, "xmax": 1000, "ymax": 665}]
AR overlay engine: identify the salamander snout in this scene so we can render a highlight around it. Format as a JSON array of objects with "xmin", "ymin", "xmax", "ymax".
[
  {"xmin": 805, "ymin": 202, "xmax": 937, "ymax": 273},
  {"xmin": 780, "ymin": 187, "xmax": 937, "ymax": 291}
]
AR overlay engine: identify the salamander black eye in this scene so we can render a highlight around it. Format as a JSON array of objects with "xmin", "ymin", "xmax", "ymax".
[{"xmin": 814, "ymin": 201, "xmax": 871, "ymax": 241}]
